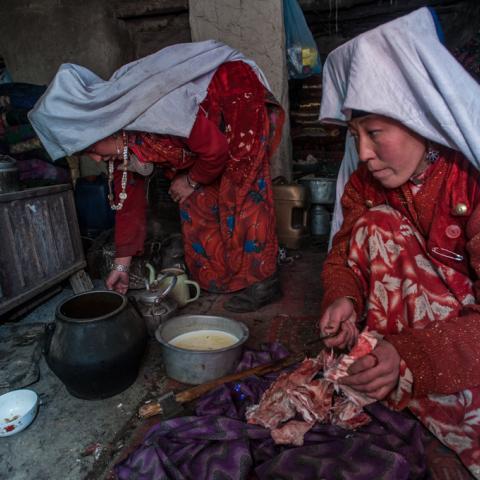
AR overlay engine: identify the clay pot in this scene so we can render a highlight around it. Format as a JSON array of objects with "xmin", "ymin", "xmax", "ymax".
[{"xmin": 45, "ymin": 291, "xmax": 147, "ymax": 399}]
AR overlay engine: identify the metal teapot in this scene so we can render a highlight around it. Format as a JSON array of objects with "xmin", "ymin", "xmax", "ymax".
[{"xmin": 129, "ymin": 264, "xmax": 179, "ymax": 336}]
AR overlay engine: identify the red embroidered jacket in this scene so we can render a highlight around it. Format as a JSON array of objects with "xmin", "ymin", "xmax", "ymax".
[
  {"xmin": 321, "ymin": 149, "xmax": 480, "ymax": 397},
  {"xmin": 112, "ymin": 60, "xmax": 274, "ymax": 259},
  {"xmin": 113, "ymin": 113, "xmax": 228, "ymax": 258}
]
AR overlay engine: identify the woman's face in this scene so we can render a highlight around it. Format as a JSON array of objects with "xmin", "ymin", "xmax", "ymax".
[
  {"xmin": 82, "ymin": 136, "xmax": 118, "ymax": 163},
  {"xmin": 348, "ymin": 114, "xmax": 428, "ymax": 189}
]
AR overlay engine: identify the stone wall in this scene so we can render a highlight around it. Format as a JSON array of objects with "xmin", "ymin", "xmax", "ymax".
[
  {"xmin": 189, "ymin": 0, "xmax": 292, "ymax": 179},
  {"xmin": 0, "ymin": 0, "xmax": 292, "ymax": 175},
  {"xmin": 0, "ymin": 0, "xmax": 190, "ymax": 85},
  {"xmin": 299, "ymin": 0, "xmax": 480, "ymax": 57},
  {"xmin": 0, "ymin": 0, "xmax": 133, "ymax": 85}
]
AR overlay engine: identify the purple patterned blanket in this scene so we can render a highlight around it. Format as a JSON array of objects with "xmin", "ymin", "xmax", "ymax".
[{"xmin": 115, "ymin": 344, "xmax": 429, "ymax": 480}]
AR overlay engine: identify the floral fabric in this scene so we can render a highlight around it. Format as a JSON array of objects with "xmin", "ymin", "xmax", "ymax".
[
  {"xmin": 321, "ymin": 150, "xmax": 480, "ymax": 398},
  {"xmin": 117, "ymin": 61, "xmax": 284, "ymax": 292},
  {"xmin": 348, "ymin": 204, "xmax": 480, "ymax": 478},
  {"xmin": 178, "ymin": 62, "xmax": 283, "ymax": 291}
]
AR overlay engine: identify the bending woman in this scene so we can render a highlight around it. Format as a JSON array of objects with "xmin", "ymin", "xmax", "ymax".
[
  {"xmin": 29, "ymin": 41, "xmax": 284, "ymax": 313},
  {"xmin": 318, "ymin": 8, "xmax": 480, "ymax": 478}
]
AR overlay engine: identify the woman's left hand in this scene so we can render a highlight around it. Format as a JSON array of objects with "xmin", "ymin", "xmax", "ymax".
[
  {"xmin": 169, "ymin": 173, "xmax": 196, "ymax": 204},
  {"xmin": 338, "ymin": 339, "xmax": 401, "ymax": 400}
]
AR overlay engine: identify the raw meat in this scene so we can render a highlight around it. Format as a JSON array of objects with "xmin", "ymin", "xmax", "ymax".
[
  {"xmin": 324, "ymin": 330, "xmax": 379, "ymax": 406},
  {"xmin": 246, "ymin": 357, "xmax": 323, "ymax": 429},
  {"xmin": 331, "ymin": 397, "xmax": 371, "ymax": 430},
  {"xmin": 246, "ymin": 331, "xmax": 379, "ymax": 446},
  {"xmin": 271, "ymin": 419, "xmax": 315, "ymax": 446}
]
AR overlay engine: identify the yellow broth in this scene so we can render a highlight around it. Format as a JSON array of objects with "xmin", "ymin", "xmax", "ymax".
[{"xmin": 169, "ymin": 330, "xmax": 238, "ymax": 351}]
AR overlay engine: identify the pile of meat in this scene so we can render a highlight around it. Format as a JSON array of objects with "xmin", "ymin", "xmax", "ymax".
[{"xmin": 245, "ymin": 331, "xmax": 378, "ymax": 446}]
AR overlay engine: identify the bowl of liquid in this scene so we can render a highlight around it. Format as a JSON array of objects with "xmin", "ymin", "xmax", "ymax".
[{"xmin": 155, "ymin": 314, "xmax": 249, "ymax": 384}]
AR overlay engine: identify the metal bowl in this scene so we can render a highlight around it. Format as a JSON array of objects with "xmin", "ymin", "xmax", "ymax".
[
  {"xmin": 155, "ymin": 314, "xmax": 249, "ymax": 384},
  {"xmin": 298, "ymin": 177, "xmax": 336, "ymax": 204},
  {"xmin": 0, "ymin": 389, "xmax": 39, "ymax": 436}
]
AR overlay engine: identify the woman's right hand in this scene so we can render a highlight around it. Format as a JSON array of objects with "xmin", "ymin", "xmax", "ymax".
[
  {"xmin": 106, "ymin": 257, "xmax": 132, "ymax": 294},
  {"xmin": 318, "ymin": 297, "xmax": 358, "ymax": 349},
  {"xmin": 106, "ymin": 270, "xmax": 129, "ymax": 294}
]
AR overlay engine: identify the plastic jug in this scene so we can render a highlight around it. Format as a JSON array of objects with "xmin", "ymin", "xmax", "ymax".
[
  {"xmin": 74, "ymin": 175, "xmax": 114, "ymax": 238},
  {"xmin": 272, "ymin": 179, "xmax": 310, "ymax": 249}
]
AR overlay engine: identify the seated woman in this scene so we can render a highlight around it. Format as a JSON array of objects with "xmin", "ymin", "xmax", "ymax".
[
  {"xmin": 318, "ymin": 7, "xmax": 480, "ymax": 478},
  {"xmin": 29, "ymin": 40, "xmax": 284, "ymax": 313}
]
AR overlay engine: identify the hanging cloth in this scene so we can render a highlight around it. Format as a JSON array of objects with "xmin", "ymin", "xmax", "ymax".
[
  {"xmin": 28, "ymin": 40, "xmax": 269, "ymax": 161},
  {"xmin": 320, "ymin": 7, "xmax": 480, "ymax": 240}
]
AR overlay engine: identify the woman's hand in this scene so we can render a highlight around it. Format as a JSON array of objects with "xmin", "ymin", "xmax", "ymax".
[
  {"xmin": 318, "ymin": 297, "xmax": 358, "ymax": 349},
  {"xmin": 106, "ymin": 270, "xmax": 129, "ymax": 294},
  {"xmin": 105, "ymin": 256, "xmax": 131, "ymax": 294},
  {"xmin": 339, "ymin": 339, "xmax": 401, "ymax": 400},
  {"xmin": 169, "ymin": 173, "xmax": 197, "ymax": 204}
]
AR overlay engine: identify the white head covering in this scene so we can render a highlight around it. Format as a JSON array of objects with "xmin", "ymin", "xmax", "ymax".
[
  {"xmin": 28, "ymin": 40, "xmax": 269, "ymax": 160},
  {"xmin": 320, "ymin": 7, "xmax": 480, "ymax": 243}
]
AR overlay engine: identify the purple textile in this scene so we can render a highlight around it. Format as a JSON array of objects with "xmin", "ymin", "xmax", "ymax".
[
  {"xmin": 16, "ymin": 158, "xmax": 70, "ymax": 182},
  {"xmin": 115, "ymin": 344, "xmax": 429, "ymax": 480}
]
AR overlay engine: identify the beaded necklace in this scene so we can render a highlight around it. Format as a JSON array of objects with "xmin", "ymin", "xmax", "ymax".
[{"xmin": 108, "ymin": 131, "xmax": 129, "ymax": 211}]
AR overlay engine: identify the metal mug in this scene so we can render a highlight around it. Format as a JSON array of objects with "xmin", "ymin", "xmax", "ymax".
[{"xmin": 157, "ymin": 267, "xmax": 201, "ymax": 308}]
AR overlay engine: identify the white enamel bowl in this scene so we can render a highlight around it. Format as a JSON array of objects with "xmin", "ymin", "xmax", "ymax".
[{"xmin": 0, "ymin": 389, "xmax": 39, "ymax": 437}]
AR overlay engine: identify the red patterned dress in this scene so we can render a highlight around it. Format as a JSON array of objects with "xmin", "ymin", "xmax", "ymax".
[
  {"xmin": 321, "ymin": 149, "xmax": 480, "ymax": 477},
  {"xmin": 113, "ymin": 61, "xmax": 284, "ymax": 292}
]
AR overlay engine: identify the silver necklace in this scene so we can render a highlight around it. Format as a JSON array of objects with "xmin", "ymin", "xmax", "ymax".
[{"xmin": 108, "ymin": 131, "xmax": 129, "ymax": 211}]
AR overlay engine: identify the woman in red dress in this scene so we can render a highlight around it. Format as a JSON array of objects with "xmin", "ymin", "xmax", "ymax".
[
  {"xmin": 87, "ymin": 61, "xmax": 284, "ymax": 311},
  {"xmin": 30, "ymin": 41, "xmax": 284, "ymax": 313},
  {"xmin": 316, "ymin": 8, "xmax": 480, "ymax": 477}
]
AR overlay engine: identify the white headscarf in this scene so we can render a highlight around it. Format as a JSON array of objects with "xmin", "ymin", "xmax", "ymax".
[
  {"xmin": 28, "ymin": 40, "xmax": 269, "ymax": 161},
  {"xmin": 320, "ymin": 7, "xmax": 480, "ymax": 242}
]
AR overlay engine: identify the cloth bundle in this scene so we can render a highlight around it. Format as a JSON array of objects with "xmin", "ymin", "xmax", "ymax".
[
  {"xmin": 28, "ymin": 40, "xmax": 268, "ymax": 161},
  {"xmin": 0, "ymin": 82, "xmax": 68, "ymax": 185},
  {"xmin": 320, "ymin": 7, "xmax": 480, "ymax": 241}
]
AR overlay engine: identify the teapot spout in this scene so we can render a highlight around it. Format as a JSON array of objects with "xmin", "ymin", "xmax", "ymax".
[{"xmin": 145, "ymin": 263, "xmax": 156, "ymax": 285}]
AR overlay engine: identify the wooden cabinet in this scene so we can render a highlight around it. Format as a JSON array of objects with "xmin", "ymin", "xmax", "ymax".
[{"xmin": 0, "ymin": 185, "xmax": 86, "ymax": 317}]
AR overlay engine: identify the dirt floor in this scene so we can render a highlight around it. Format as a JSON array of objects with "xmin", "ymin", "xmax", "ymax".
[{"xmin": 0, "ymin": 238, "xmax": 474, "ymax": 480}]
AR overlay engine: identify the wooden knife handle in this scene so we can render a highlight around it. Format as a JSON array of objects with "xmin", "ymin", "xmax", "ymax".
[
  {"xmin": 138, "ymin": 402, "xmax": 163, "ymax": 418},
  {"xmin": 175, "ymin": 352, "xmax": 303, "ymax": 403},
  {"xmin": 138, "ymin": 353, "xmax": 305, "ymax": 418},
  {"xmin": 137, "ymin": 353, "xmax": 304, "ymax": 419}
]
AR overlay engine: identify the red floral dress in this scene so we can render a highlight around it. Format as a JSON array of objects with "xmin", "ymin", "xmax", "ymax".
[
  {"xmin": 322, "ymin": 150, "xmax": 480, "ymax": 478},
  {"xmin": 114, "ymin": 61, "xmax": 284, "ymax": 292}
]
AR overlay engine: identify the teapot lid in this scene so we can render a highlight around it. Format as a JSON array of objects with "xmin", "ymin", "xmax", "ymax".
[{"xmin": 137, "ymin": 287, "xmax": 170, "ymax": 304}]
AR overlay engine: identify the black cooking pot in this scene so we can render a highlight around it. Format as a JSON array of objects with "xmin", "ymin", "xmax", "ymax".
[{"xmin": 45, "ymin": 291, "xmax": 147, "ymax": 399}]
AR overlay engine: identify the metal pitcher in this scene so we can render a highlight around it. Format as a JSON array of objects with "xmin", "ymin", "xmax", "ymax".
[{"xmin": 130, "ymin": 267, "xmax": 179, "ymax": 336}]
